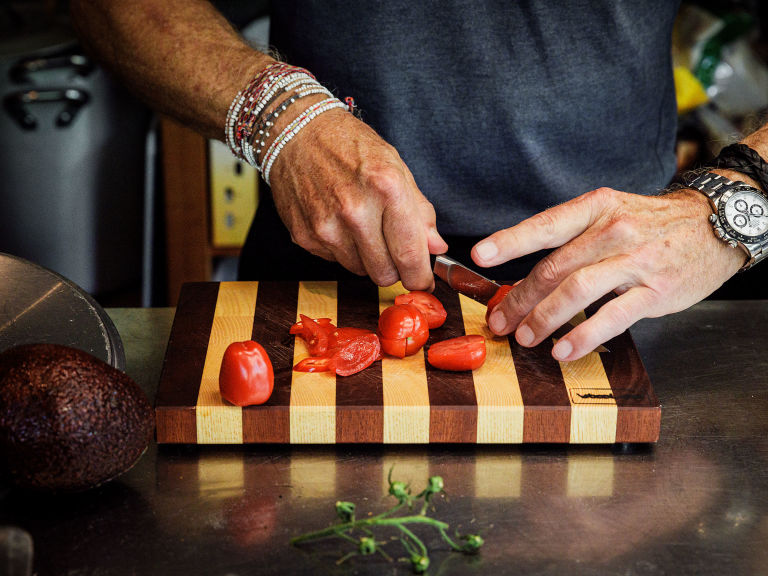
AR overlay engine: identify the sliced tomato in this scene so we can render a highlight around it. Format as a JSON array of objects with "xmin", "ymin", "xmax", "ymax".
[
  {"xmin": 378, "ymin": 303, "xmax": 429, "ymax": 358},
  {"xmin": 329, "ymin": 327, "xmax": 374, "ymax": 350},
  {"xmin": 332, "ymin": 333, "xmax": 381, "ymax": 376},
  {"xmin": 294, "ymin": 357, "xmax": 333, "ymax": 372},
  {"xmin": 219, "ymin": 340, "xmax": 274, "ymax": 406},
  {"xmin": 293, "ymin": 314, "xmax": 334, "ymax": 356},
  {"xmin": 290, "ymin": 317, "xmax": 333, "ymax": 335},
  {"xmin": 427, "ymin": 335, "xmax": 486, "ymax": 371},
  {"xmin": 394, "ymin": 291, "xmax": 447, "ymax": 329},
  {"xmin": 485, "ymin": 284, "xmax": 515, "ymax": 325}
]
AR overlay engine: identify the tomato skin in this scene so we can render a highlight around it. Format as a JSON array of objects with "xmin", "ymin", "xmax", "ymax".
[
  {"xmin": 427, "ymin": 335, "xmax": 487, "ymax": 371},
  {"xmin": 394, "ymin": 291, "xmax": 447, "ymax": 329},
  {"xmin": 294, "ymin": 357, "xmax": 332, "ymax": 373},
  {"xmin": 378, "ymin": 303, "xmax": 429, "ymax": 358},
  {"xmin": 485, "ymin": 284, "xmax": 515, "ymax": 325},
  {"xmin": 293, "ymin": 314, "xmax": 334, "ymax": 356},
  {"xmin": 332, "ymin": 333, "xmax": 381, "ymax": 376},
  {"xmin": 219, "ymin": 340, "xmax": 274, "ymax": 406}
]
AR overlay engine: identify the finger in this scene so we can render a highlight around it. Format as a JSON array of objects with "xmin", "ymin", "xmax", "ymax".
[
  {"xmin": 512, "ymin": 257, "xmax": 634, "ymax": 347},
  {"xmin": 488, "ymin": 229, "xmax": 622, "ymax": 334},
  {"xmin": 346, "ymin": 215, "xmax": 400, "ymax": 286},
  {"xmin": 472, "ymin": 188, "xmax": 610, "ymax": 267},
  {"xmin": 549, "ymin": 286, "xmax": 654, "ymax": 361},
  {"xmin": 300, "ymin": 216, "xmax": 368, "ymax": 276},
  {"xmin": 381, "ymin": 193, "xmax": 434, "ymax": 291}
]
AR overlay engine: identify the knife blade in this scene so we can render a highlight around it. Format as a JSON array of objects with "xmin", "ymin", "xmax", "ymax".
[
  {"xmin": 432, "ymin": 254, "xmax": 501, "ymax": 305},
  {"xmin": 432, "ymin": 254, "xmax": 609, "ymax": 352}
]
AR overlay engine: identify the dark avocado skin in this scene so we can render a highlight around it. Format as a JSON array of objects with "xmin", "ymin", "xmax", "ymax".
[{"xmin": 0, "ymin": 343, "xmax": 154, "ymax": 492}]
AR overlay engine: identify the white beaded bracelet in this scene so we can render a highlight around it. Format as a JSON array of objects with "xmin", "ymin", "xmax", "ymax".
[{"xmin": 262, "ymin": 98, "xmax": 348, "ymax": 185}]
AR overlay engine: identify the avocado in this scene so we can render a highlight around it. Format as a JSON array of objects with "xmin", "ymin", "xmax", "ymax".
[{"xmin": 0, "ymin": 343, "xmax": 154, "ymax": 491}]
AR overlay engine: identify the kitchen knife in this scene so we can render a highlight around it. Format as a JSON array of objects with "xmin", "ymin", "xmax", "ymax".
[
  {"xmin": 432, "ymin": 254, "xmax": 501, "ymax": 305},
  {"xmin": 432, "ymin": 254, "xmax": 609, "ymax": 352}
]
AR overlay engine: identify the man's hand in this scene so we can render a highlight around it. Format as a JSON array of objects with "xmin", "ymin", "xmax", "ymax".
[
  {"xmin": 269, "ymin": 107, "xmax": 447, "ymax": 290},
  {"xmin": 472, "ymin": 187, "xmax": 745, "ymax": 361}
]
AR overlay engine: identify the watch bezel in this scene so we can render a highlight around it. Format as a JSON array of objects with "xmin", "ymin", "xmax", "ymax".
[{"xmin": 717, "ymin": 187, "xmax": 768, "ymax": 244}]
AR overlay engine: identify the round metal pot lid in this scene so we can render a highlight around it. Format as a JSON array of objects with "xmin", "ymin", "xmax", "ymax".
[{"xmin": 0, "ymin": 252, "xmax": 125, "ymax": 370}]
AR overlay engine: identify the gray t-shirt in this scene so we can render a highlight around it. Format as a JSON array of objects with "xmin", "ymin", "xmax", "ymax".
[{"xmin": 269, "ymin": 0, "xmax": 680, "ymax": 236}]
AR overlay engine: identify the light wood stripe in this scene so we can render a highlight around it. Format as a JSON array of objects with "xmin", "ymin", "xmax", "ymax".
[
  {"xmin": 557, "ymin": 326, "xmax": 617, "ymax": 444},
  {"xmin": 196, "ymin": 281, "xmax": 259, "ymax": 444},
  {"xmin": 460, "ymin": 294, "xmax": 524, "ymax": 443},
  {"xmin": 290, "ymin": 281, "xmax": 337, "ymax": 443},
  {"xmin": 379, "ymin": 283, "xmax": 430, "ymax": 443}
]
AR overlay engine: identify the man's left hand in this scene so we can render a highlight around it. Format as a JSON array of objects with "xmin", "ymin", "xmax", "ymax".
[{"xmin": 472, "ymin": 187, "xmax": 745, "ymax": 361}]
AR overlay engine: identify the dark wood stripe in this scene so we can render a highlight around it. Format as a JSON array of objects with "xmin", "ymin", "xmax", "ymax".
[
  {"xmin": 335, "ymin": 280, "xmax": 383, "ymax": 443},
  {"xmin": 513, "ymin": 335, "xmax": 571, "ymax": 444},
  {"xmin": 426, "ymin": 282, "xmax": 477, "ymax": 443},
  {"xmin": 602, "ymin": 330, "xmax": 661, "ymax": 443},
  {"xmin": 242, "ymin": 281, "xmax": 298, "ymax": 443},
  {"xmin": 155, "ymin": 282, "xmax": 219, "ymax": 443}
]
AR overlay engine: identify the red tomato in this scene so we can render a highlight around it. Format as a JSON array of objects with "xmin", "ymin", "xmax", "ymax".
[
  {"xmin": 219, "ymin": 340, "xmax": 274, "ymax": 406},
  {"xmin": 332, "ymin": 333, "xmax": 381, "ymax": 376},
  {"xmin": 394, "ymin": 291, "xmax": 447, "ymax": 329},
  {"xmin": 292, "ymin": 314, "xmax": 334, "ymax": 356},
  {"xmin": 427, "ymin": 335, "xmax": 487, "ymax": 371},
  {"xmin": 485, "ymin": 284, "xmax": 515, "ymax": 324},
  {"xmin": 294, "ymin": 357, "xmax": 332, "ymax": 372},
  {"xmin": 378, "ymin": 303, "xmax": 429, "ymax": 358}
]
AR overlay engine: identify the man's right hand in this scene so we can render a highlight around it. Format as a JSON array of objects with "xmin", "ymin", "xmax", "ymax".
[{"xmin": 268, "ymin": 106, "xmax": 447, "ymax": 290}]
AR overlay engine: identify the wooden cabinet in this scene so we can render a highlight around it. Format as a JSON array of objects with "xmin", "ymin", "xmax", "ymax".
[{"xmin": 160, "ymin": 117, "xmax": 258, "ymax": 305}]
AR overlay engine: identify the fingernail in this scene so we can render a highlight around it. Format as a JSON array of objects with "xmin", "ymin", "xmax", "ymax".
[
  {"xmin": 552, "ymin": 339, "xmax": 573, "ymax": 361},
  {"xmin": 489, "ymin": 309, "xmax": 507, "ymax": 333},
  {"xmin": 474, "ymin": 241, "xmax": 498, "ymax": 263},
  {"xmin": 516, "ymin": 323, "xmax": 534, "ymax": 346}
]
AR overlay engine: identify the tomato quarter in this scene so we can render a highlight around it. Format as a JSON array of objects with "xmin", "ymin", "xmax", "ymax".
[
  {"xmin": 394, "ymin": 291, "xmax": 447, "ymax": 329},
  {"xmin": 219, "ymin": 340, "xmax": 274, "ymax": 406},
  {"xmin": 427, "ymin": 335, "xmax": 487, "ymax": 371},
  {"xmin": 485, "ymin": 284, "xmax": 515, "ymax": 325},
  {"xmin": 378, "ymin": 303, "xmax": 429, "ymax": 358}
]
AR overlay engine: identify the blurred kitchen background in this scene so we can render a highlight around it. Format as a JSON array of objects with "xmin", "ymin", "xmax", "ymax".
[{"xmin": 0, "ymin": 1, "xmax": 766, "ymax": 307}]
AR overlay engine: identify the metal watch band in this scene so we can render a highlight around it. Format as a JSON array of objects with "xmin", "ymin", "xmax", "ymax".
[{"xmin": 687, "ymin": 171, "xmax": 761, "ymax": 271}]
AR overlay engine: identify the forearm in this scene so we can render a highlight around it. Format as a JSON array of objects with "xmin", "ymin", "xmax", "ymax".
[
  {"xmin": 69, "ymin": 0, "xmax": 273, "ymax": 140},
  {"xmin": 711, "ymin": 122, "xmax": 768, "ymax": 190}
]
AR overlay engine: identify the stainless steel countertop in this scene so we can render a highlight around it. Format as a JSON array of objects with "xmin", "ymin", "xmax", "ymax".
[{"xmin": 2, "ymin": 302, "xmax": 767, "ymax": 576}]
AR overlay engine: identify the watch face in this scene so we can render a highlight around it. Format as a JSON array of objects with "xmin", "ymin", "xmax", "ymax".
[{"xmin": 719, "ymin": 188, "xmax": 768, "ymax": 243}]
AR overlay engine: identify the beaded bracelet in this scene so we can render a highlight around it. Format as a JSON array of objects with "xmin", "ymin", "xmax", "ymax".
[
  {"xmin": 712, "ymin": 143, "xmax": 768, "ymax": 193},
  {"xmin": 262, "ymin": 98, "xmax": 349, "ymax": 185},
  {"xmin": 244, "ymin": 85, "xmax": 335, "ymax": 167},
  {"xmin": 225, "ymin": 63, "xmax": 316, "ymax": 158}
]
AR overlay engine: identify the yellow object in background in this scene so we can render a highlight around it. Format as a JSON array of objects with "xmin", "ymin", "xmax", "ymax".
[
  {"xmin": 674, "ymin": 66, "xmax": 709, "ymax": 114},
  {"xmin": 208, "ymin": 140, "xmax": 259, "ymax": 248}
]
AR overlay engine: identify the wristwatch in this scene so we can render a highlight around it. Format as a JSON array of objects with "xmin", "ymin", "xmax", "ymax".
[{"xmin": 687, "ymin": 172, "xmax": 768, "ymax": 270}]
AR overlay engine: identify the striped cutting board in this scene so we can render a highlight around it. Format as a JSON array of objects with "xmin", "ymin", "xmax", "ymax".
[{"xmin": 155, "ymin": 280, "xmax": 660, "ymax": 444}]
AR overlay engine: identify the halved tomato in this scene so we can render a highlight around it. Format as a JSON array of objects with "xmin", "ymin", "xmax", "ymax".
[
  {"xmin": 427, "ymin": 335, "xmax": 486, "ymax": 371},
  {"xmin": 394, "ymin": 291, "xmax": 447, "ymax": 329},
  {"xmin": 485, "ymin": 284, "xmax": 515, "ymax": 325},
  {"xmin": 378, "ymin": 303, "xmax": 429, "ymax": 358}
]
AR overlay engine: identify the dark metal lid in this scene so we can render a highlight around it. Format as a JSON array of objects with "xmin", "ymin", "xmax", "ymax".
[{"xmin": 0, "ymin": 252, "xmax": 125, "ymax": 370}]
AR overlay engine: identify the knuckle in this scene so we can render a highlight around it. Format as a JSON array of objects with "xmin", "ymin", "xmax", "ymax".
[
  {"xmin": 530, "ymin": 209, "xmax": 559, "ymax": 237},
  {"xmin": 563, "ymin": 268, "xmax": 594, "ymax": 300},
  {"xmin": 363, "ymin": 164, "xmax": 406, "ymax": 200},
  {"xmin": 603, "ymin": 300, "xmax": 635, "ymax": 329},
  {"xmin": 532, "ymin": 255, "xmax": 562, "ymax": 287}
]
